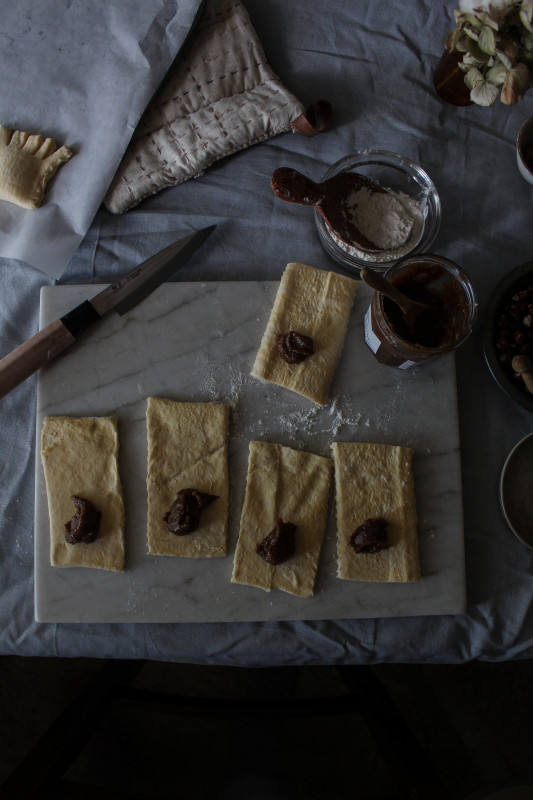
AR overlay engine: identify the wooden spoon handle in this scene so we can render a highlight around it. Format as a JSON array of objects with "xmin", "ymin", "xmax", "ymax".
[
  {"xmin": 360, "ymin": 267, "xmax": 413, "ymax": 315},
  {"xmin": 512, "ymin": 354, "xmax": 533, "ymax": 394},
  {"xmin": 270, "ymin": 168, "xmax": 325, "ymax": 207},
  {"xmin": 0, "ymin": 318, "xmax": 75, "ymax": 399}
]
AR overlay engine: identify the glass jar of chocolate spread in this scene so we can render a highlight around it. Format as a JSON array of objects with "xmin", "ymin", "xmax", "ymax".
[{"xmin": 364, "ymin": 254, "xmax": 478, "ymax": 369}]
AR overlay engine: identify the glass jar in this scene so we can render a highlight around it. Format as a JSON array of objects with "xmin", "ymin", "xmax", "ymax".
[
  {"xmin": 315, "ymin": 150, "xmax": 441, "ymax": 274},
  {"xmin": 433, "ymin": 48, "xmax": 473, "ymax": 106},
  {"xmin": 364, "ymin": 254, "xmax": 478, "ymax": 369}
]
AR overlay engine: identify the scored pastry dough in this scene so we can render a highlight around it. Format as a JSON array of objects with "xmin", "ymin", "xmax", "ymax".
[
  {"xmin": 41, "ymin": 416, "xmax": 125, "ymax": 571},
  {"xmin": 332, "ymin": 442, "xmax": 420, "ymax": 582},
  {"xmin": 0, "ymin": 124, "xmax": 73, "ymax": 209},
  {"xmin": 251, "ymin": 262, "xmax": 357, "ymax": 405},
  {"xmin": 146, "ymin": 397, "xmax": 229, "ymax": 557},
  {"xmin": 231, "ymin": 441, "xmax": 333, "ymax": 597}
]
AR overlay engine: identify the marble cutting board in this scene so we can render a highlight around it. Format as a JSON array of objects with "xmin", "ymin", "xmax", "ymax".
[{"xmin": 34, "ymin": 280, "xmax": 466, "ymax": 623}]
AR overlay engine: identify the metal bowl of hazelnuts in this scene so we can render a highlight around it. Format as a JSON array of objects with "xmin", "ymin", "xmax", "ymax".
[{"xmin": 483, "ymin": 260, "xmax": 533, "ymax": 413}]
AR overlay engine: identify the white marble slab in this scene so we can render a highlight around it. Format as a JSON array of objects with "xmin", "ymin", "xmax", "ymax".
[{"xmin": 34, "ymin": 281, "xmax": 466, "ymax": 623}]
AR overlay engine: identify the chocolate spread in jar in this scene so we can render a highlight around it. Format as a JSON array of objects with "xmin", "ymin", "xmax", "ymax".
[
  {"xmin": 65, "ymin": 495, "xmax": 102, "ymax": 544},
  {"xmin": 256, "ymin": 518, "xmax": 296, "ymax": 565},
  {"xmin": 277, "ymin": 331, "xmax": 314, "ymax": 364},
  {"xmin": 164, "ymin": 488, "xmax": 218, "ymax": 536},
  {"xmin": 383, "ymin": 263, "xmax": 469, "ymax": 349},
  {"xmin": 364, "ymin": 257, "xmax": 475, "ymax": 368},
  {"xmin": 349, "ymin": 517, "xmax": 389, "ymax": 554}
]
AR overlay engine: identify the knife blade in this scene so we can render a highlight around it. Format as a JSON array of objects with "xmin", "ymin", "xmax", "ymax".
[{"xmin": 0, "ymin": 225, "xmax": 216, "ymax": 400}]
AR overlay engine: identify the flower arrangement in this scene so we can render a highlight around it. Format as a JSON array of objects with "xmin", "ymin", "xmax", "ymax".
[{"xmin": 445, "ymin": 0, "xmax": 533, "ymax": 105}]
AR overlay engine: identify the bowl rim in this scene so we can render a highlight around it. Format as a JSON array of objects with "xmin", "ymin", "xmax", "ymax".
[
  {"xmin": 321, "ymin": 148, "xmax": 437, "ymax": 184},
  {"xmin": 516, "ymin": 115, "xmax": 533, "ymax": 177},
  {"xmin": 499, "ymin": 431, "xmax": 533, "ymax": 550},
  {"xmin": 482, "ymin": 259, "xmax": 533, "ymax": 413},
  {"xmin": 315, "ymin": 149, "xmax": 441, "ymax": 272}
]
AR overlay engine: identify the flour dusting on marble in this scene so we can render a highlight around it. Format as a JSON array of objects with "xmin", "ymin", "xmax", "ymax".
[{"xmin": 192, "ymin": 351, "xmax": 376, "ymax": 455}]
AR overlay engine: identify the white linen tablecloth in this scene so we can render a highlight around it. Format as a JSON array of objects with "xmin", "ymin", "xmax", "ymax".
[{"xmin": 1, "ymin": 0, "xmax": 533, "ymax": 664}]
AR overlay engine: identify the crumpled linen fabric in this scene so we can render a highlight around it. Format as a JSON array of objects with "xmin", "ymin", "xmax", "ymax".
[{"xmin": 104, "ymin": 0, "xmax": 306, "ymax": 214}]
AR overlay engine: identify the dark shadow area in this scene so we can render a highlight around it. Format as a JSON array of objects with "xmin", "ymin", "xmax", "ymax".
[{"xmin": 1, "ymin": 658, "xmax": 532, "ymax": 799}]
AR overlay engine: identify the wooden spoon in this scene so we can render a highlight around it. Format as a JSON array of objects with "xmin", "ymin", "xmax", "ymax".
[
  {"xmin": 512, "ymin": 354, "xmax": 533, "ymax": 394},
  {"xmin": 360, "ymin": 267, "xmax": 434, "ymax": 333},
  {"xmin": 270, "ymin": 167, "xmax": 386, "ymax": 252}
]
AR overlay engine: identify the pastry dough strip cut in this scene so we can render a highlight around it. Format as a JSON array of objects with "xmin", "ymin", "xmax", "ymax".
[
  {"xmin": 251, "ymin": 262, "xmax": 357, "ymax": 405},
  {"xmin": 332, "ymin": 442, "xmax": 421, "ymax": 582},
  {"xmin": 41, "ymin": 416, "xmax": 125, "ymax": 571},
  {"xmin": 231, "ymin": 441, "xmax": 333, "ymax": 597},
  {"xmin": 146, "ymin": 397, "xmax": 229, "ymax": 557}
]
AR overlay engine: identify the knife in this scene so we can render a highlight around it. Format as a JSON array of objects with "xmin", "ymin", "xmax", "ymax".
[{"xmin": 0, "ymin": 225, "xmax": 216, "ymax": 400}]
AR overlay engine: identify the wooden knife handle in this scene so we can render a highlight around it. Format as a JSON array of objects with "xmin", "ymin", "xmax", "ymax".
[{"xmin": 0, "ymin": 318, "xmax": 76, "ymax": 400}]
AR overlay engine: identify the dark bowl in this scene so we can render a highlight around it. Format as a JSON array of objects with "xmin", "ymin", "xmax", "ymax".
[{"xmin": 483, "ymin": 260, "xmax": 533, "ymax": 413}]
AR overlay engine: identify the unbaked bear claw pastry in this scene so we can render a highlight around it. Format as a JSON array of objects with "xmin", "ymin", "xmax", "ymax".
[{"xmin": 0, "ymin": 125, "xmax": 73, "ymax": 210}]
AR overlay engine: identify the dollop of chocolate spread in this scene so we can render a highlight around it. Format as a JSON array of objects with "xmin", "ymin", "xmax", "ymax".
[
  {"xmin": 276, "ymin": 331, "xmax": 314, "ymax": 364},
  {"xmin": 349, "ymin": 517, "xmax": 389, "ymax": 554},
  {"xmin": 256, "ymin": 518, "xmax": 296, "ymax": 565},
  {"xmin": 164, "ymin": 488, "xmax": 218, "ymax": 536},
  {"xmin": 64, "ymin": 496, "xmax": 102, "ymax": 544}
]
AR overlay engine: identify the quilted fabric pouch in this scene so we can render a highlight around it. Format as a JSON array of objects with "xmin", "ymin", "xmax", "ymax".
[{"xmin": 104, "ymin": 0, "xmax": 327, "ymax": 214}]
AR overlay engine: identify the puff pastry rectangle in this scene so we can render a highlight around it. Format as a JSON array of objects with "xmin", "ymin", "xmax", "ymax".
[
  {"xmin": 40, "ymin": 416, "xmax": 125, "ymax": 571},
  {"xmin": 251, "ymin": 262, "xmax": 357, "ymax": 405},
  {"xmin": 146, "ymin": 397, "xmax": 229, "ymax": 558},
  {"xmin": 231, "ymin": 441, "xmax": 333, "ymax": 597},
  {"xmin": 332, "ymin": 442, "xmax": 421, "ymax": 583}
]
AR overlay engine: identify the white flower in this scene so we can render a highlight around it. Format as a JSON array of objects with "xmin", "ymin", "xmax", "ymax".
[
  {"xmin": 445, "ymin": 0, "xmax": 533, "ymax": 105},
  {"xmin": 459, "ymin": 0, "xmax": 511, "ymax": 10},
  {"xmin": 464, "ymin": 66, "xmax": 502, "ymax": 103}
]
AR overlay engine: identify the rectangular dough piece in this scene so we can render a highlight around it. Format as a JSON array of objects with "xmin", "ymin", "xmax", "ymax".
[
  {"xmin": 332, "ymin": 442, "xmax": 421, "ymax": 583},
  {"xmin": 41, "ymin": 416, "xmax": 125, "ymax": 571},
  {"xmin": 251, "ymin": 262, "xmax": 357, "ymax": 405},
  {"xmin": 146, "ymin": 397, "xmax": 229, "ymax": 557},
  {"xmin": 231, "ymin": 441, "xmax": 333, "ymax": 597}
]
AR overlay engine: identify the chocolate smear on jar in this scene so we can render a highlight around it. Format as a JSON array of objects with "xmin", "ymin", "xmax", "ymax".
[
  {"xmin": 349, "ymin": 517, "xmax": 389, "ymax": 554},
  {"xmin": 65, "ymin": 495, "xmax": 102, "ymax": 544},
  {"xmin": 277, "ymin": 331, "xmax": 314, "ymax": 364},
  {"xmin": 164, "ymin": 488, "xmax": 218, "ymax": 536},
  {"xmin": 256, "ymin": 518, "xmax": 296, "ymax": 565}
]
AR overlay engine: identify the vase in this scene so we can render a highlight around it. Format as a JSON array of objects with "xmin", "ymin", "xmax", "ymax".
[{"xmin": 433, "ymin": 48, "xmax": 473, "ymax": 106}]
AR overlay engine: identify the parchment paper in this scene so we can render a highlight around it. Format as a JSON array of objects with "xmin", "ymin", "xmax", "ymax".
[{"xmin": 0, "ymin": 0, "xmax": 204, "ymax": 278}]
